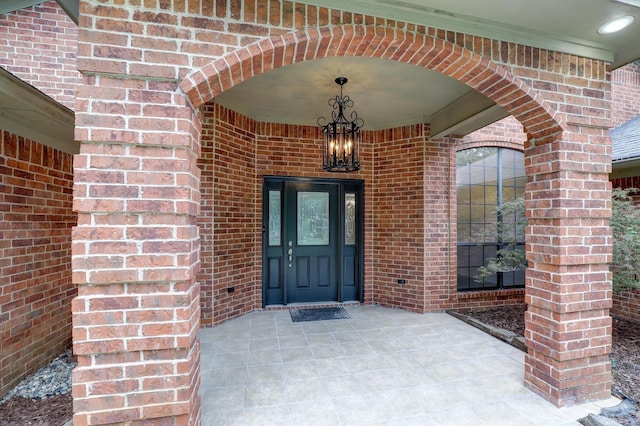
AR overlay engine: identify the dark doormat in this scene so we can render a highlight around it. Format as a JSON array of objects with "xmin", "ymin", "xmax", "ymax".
[{"xmin": 289, "ymin": 306, "xmax": 352, "ymax": 322}]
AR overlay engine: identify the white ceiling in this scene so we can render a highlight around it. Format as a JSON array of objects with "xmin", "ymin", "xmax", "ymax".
[{"xmin": 215, "ymin": 57, "xmax": 480, "ymax": 131}]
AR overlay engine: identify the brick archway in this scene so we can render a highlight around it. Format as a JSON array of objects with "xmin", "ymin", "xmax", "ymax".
[
  {"xmin": 182, "ymin": 22, "xmax": 614, "ymax": 407},
  {"xmin": 179, "ymin": 25, "xmax": 563, "ymax": 143}
]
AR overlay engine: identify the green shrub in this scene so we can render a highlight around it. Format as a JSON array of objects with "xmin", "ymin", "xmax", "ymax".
[
  {"xmin": 474, "ymin": 196, "xmax": 527, "ymax": 282},
  {"xmin": 474, "ymin": 189, "xmax": 640, "ymax": 293},
  {"xmin": 610, "ymin": 188, "xmax": 640, "ymax": 292}
]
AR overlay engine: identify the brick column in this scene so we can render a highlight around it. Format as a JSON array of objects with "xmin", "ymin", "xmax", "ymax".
[
  {"xmin": 524, "ymin": 131, "xmax": 612, "ymax": 406},
  {"xmin": 71, "ymin": 75, "xmax": 202, "ymax": 424}
]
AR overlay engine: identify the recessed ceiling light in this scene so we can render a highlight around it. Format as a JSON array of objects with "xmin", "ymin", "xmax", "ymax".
[
  {"xmin": 598, "ymin": 15, "xmax": 635, "ymax": 34},
  {"xmin": 613, "ymin": 0, "xmax": 640, "ymax": 8}
]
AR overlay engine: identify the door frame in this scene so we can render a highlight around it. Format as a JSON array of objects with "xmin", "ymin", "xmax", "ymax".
[{"xmin": 261, "ymin": 176, "xmax": 364, "ymax": 306}]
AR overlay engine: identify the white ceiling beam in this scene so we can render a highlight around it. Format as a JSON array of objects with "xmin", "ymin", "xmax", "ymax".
[
  {"xmin": 430, "ymin": 90, "xmax": 509, "ymax": 139},
  {"xmin": 55, "ymin": 0, "xmax": 78, "ymax": 24},
  {"xmin": 0, "ymin": 68, "xmax": 77, "ymax": 154},
  {"xmin": 0, "ymin": 0, "xmax": 43, "ymax": 15}
]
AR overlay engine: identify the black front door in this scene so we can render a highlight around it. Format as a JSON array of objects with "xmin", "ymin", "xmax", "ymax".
[
  {"xmin": 262, "ymin": 177, "xmax": 362, "ymax": 306},
  {"xmin": 284, "ymin": 181, "xmax": 339, "ymax": 303}
]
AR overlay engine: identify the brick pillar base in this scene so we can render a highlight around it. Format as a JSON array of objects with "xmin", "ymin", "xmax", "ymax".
[
  {"xmin": 71, "ymin": 278, "xmax": 201, "ymax": 425},
  {"xmin": 524, "ymin": 281, "xmax": 612, "ymax": 406}
]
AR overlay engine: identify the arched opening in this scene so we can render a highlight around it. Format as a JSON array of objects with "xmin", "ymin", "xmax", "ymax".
[
  {"xmin": 181, "ymin": 24, "xmax": 612, "ymax": 408},
  {"xmin": 181, "ymin": 24, "xmax": 562, "ymax": 322}
]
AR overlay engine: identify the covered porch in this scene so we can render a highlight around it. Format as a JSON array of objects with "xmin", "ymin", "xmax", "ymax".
[{"xmin": 198, "ymin": 305, "xmax": 619, "ymax": 425}]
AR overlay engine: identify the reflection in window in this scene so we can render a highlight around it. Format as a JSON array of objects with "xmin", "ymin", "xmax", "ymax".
[
  {"xmin": 456, "ymin": 147, "xmax": 526, "ymax": 291},
  {"xmin": 268, "ymin": 190, "xmax": 281, "ymax": 246},
  {"xmin": 297, "ymin": 192, "xmax": 329, "ymax": 245},
  {"xmin": 345, "ymin": 193, "xmax": 356, "ymax": 245}
]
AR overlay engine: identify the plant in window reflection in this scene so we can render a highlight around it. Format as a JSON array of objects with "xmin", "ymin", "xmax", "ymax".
[
  {"xmin": 474, "ymin": 189, "xmax": 640, "ymax": 293},
  {"xmin": 610, "ymin": 188, "xmax": 640, "ymax": 293},
  {"xmin": 474, "ymin": 196, "xmax": 527, "ymax": 283}
]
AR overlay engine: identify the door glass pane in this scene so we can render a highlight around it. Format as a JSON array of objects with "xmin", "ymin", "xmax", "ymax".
[
  {"xmin": 297, "ymin": 192, "xmax": 329, "ymax": 246},
  {"xmin": 268, "ymin": 190, "xmax": 281, "ymax": 246},
  {"xmin": 345, "ymin": 193, "xmax": 356, "ymax": 245}
]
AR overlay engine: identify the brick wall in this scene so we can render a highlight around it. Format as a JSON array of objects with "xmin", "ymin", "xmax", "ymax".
[
  {"xmin": 612, "ymin": 290, "xmax": 640, "ymax": 323},
  {"xmin": 199, "ymin": 103, "xmax": 259, "ymax": 326},
  {"xmin": 459, "ymin": 116, "xmax": 526, "ymax": 146},
  {"xmin": 611, "ymin": 62, "xmax": 640, "ymax": 127},
  {"xmin": 373, "ymin": 126, "xmax": 426, "ymax": 311},
  {"xmin": 422, "ymin": 136, "xmax": 457, "ymax": 311},
  {"xmin": 0, "ymin": 130, "xmax": 76, "ymax": 397},
  {"xmin": 0, "ymin": 1, "xmax": 79, "ymax": 110}
]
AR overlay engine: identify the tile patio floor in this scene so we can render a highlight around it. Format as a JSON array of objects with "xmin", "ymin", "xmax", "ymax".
[{"xmin": 198, "ymin": 305, "xmax": 619, "ymax": 425}]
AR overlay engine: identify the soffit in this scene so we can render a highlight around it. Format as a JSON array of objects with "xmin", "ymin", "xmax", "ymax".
[
  {"xmin": 0, "ymin": 0, "xmax": 78, "ymax": 23},
  {"xmin": 0, "ymin": 68, "xmax": 77, "ymax": 154}
]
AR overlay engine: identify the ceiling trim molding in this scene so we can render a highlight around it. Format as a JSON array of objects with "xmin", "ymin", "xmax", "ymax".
[{"xmin": 296, "ymin": 0, "xmax": 615, "ymax": 64}]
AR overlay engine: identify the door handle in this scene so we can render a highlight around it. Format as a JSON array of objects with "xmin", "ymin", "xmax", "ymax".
[{"xmin": 288, "ymin": 246, "xmax": 292, "ymax": 267}]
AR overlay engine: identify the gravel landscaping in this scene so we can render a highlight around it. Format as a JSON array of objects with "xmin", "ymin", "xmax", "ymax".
[{"xmin": 0, "ymin": 350, "xmax": 75, "ymax": 425}]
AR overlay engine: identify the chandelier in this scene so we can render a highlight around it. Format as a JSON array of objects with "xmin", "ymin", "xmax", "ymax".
[{"xmin": 317, "ymin": 77, "xmax": 363, "ymax": 172}]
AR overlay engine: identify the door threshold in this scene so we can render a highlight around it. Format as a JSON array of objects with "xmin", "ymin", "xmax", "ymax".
[{"xmin": 264, "ymin": 301, "xmax": 361, "ymax": 311}]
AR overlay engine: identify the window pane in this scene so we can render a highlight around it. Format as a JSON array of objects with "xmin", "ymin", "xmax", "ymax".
[
  {"xmin": 470, "ymin": 204, "xmax": 485, "ymax": 223},
  {"xmin": 268, "ymin": 190, "xmax": 281, "ymax": 246},
  {"xmin": 469, "ymin": 185, "xmax": 485, "ymax": 207},
  {"xmin": 470, "ymin": 223, "xmax": 486, "ymax": 242},
  {"xmin": 456, "ymin": 147, "xmax": 525, "ymax": 291},
  {"xmin": 457, "ymin": 186, "xmax": 471, "ymax": 204},
  {"xmin": 457, "ymin": 204, "xmax": 470, "ymax": 224},
  {"xmin": 345, "ymin": 193, "xmax": 356, "ymax": 245},
  {"xmin": 502, "ymin": 186, "xmax": 516, "ymax": 202},
  {"xmin": 458, "ymin": 224, "xmax": 471, "ymax": 243},
  {"xmin": 458, "ymin": 268, "xmax": 472, "ymax": 290},
  {"xmin": 483, "ymin": 222, "xmax": 497, "ymax": 243},
  {"xmin": 297, "ymin": 192, "xmax": 329, "ymax": 246},
  {"xmin": 468, "ymin": 245, "xmax": 484, "ymax": 266},
  {"xmin": 484, "ymin": 185, "xmax": 498, "ymax": 205},
  {"xmin": 457, "ymin": 245, "xmax": 470, "ymax": 267}
]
